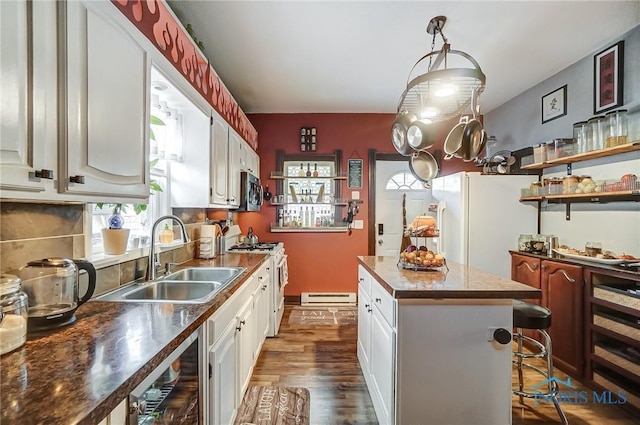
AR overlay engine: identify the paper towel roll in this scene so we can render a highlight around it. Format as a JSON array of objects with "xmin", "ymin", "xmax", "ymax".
[{"xmin": 201, "ymin": 225, "xmax": 216, "ymax": 239}]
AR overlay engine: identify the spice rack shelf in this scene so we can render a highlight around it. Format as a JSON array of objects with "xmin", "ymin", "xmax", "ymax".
[
  {"xmin": 521, "ymin": 141, "xmax": 640, "ymax": 171},
  {"xmin": 269, "ymin": 172, "xmax": 347, "ymax": 180},
  {"xmin": 270, "ymin": 223, "xmax": 349, "ymax": 233}
]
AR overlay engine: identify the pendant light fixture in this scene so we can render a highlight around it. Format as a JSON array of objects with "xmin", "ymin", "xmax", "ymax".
[{"xmin": 397, "ymin": 16, "xmax": 486, "ymax": 123}]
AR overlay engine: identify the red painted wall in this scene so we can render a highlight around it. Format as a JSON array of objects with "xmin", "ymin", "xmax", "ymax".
[{"xmin": 239, "ymin": 113, "xmax": 477, "ymax": 296}]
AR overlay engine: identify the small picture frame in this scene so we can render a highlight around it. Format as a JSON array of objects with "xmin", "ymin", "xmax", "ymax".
[
  {"xmin": 541, "ymin": 85, "xmax": 567, "ymax": 124},
  {"xmin": 594, "ymin": 40, "xmax": 624, "ymax": 114}
]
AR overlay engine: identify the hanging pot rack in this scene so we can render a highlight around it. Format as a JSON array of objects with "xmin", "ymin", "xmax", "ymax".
[{"xmin": 396, "ymin": 16, "xmax": 486, "ymax": 123}]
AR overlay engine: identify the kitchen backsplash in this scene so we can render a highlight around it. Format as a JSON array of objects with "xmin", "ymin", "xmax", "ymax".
[{"xmin": 0, "ymin": 203, "xmax": 210, "ymax": 297}]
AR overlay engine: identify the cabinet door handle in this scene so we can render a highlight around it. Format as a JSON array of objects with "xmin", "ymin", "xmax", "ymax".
[
  {"xmin": 69, "ymin": 175, "xmax": 85, "ymax": 184},
  {"xmin": 240, "ymin": 320, "xmax": 246, "ymax": 326},
  {"xmin": 541, "ymin": 264, "xmax": 547, "ymax": 271},
  {"xmin": 367, "ymin": 308, "xmax": 372, "ymax": 313},
  {"xmin": 375, "ymin": 298, "xmax": 381, "ymax": 303},
  {"xmin": 262, "ymin": 285, "xmax": 267, "ymax": 291},
  {"xmin": 365, "ymin": 304, "xmax": 370, "ymax": 309},
  {"xmin": 35, "ymin": 169, "xmax": 54, "ymax": 179},
  {"xmin": 524, "ymin": 262, "xmax": 538, "ymax": 273},
  {"xmin": 558, "ymin": 269, "xmax": 576, "ymax": 283}
]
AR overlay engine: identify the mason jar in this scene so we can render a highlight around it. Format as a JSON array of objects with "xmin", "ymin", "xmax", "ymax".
[
  {"xmin": 573, "ymin": 121, "xmax": 588, "ymax": 153},
  {"xmin": 0, "ymin": 274, "xmax": 28, "ymax": 355}
]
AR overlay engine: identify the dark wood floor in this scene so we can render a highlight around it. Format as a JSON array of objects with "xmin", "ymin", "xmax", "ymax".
[{"xmin": 249, "ymin": 305, "xmax": 638, "ymax": 425}]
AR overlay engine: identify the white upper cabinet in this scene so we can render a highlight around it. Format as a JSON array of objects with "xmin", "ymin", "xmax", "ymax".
[
  {"xmin": 58, "ymin": 0, "xmax": 149, "ymax": 202},
  {"xmin": 211, "ymin": 111, "xmax": 230, "ymax": 206},
  {"xmin": 1, "ymin": 0, "xmax": 58, "ymax": 198},
  {"xmin": 227, "ymin": 128, "xmax": 242, "ymax": 207}
]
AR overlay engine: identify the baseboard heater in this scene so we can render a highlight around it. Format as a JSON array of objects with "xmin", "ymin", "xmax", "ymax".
[{"xmin": 301, "ymin": 292, "xmax": 357, "ymax": 306}]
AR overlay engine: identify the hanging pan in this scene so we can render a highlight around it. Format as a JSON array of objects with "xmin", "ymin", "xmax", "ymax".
[
  {"xmin": 461, "ymin": 87, "xmax": 484, "ymax": 161},
  {"xmin": 409, "ymin": 151, "xmax": 439, "ymax": 182},
  {"xmin": 391, "ymin": 112, "xmax": 417, "ymax": 156},
  {"xmin": 444, "ymin": 116, "xmax": 468, "ymax": 160}
]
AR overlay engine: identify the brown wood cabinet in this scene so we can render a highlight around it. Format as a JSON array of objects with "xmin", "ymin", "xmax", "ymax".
[
  {"xmin": 541, "ymin": 260, "xmax": 584, "ymax": 377},
  {"xmin": 511, "ymin": 253, "xmax": 584, "ymax": 378}
]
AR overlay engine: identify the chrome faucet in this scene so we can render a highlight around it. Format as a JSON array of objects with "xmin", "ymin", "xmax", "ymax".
[{"xmin": 148, "ymin": 215, "xmax": 190, "ymax": 281}]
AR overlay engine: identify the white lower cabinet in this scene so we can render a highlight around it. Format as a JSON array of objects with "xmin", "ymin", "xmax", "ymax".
[
  {"xmin": 210, "ymin": 321, "xmax": 238, "ymax": 425},
  {"xmin": 369, "ymin": 307, "xmax": 395, "ymax": 425},
  {"xmin": 357, "ymin": 285, "xmax": 372, "ymax": 376},
  {"xmin": 358, "ymin": 266, "xmax": 396, "ymax": 425},
  {"xmin": 357, "ymin": 263, "xmax": 514, "ymax": 425},
  {"xmin": 207, "ymin": 261, "xmax": 269, "ymax": 425}
]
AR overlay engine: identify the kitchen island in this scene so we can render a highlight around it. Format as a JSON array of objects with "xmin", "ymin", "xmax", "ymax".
[
  {"xmin": 357, "ymin": 256, "xmax": 541, "ymax": 425},
  {"xmin": 0, "ymin": 253, "xmax": 268, "ymax": 425}
]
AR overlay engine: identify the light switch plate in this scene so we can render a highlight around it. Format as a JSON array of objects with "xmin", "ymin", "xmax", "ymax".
[
  {"xmin": 351, "ymin": 191, "xmax": 360, "ymax": 200},
  {"xmin": 353, "ymin": 220, "xmax": 364, "ymax": 229}
]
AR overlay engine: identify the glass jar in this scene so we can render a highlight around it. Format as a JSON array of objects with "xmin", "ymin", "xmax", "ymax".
[
  {"xmin": 529, "ymin": 181, "xmax": 542, "ymax": 196},
  {"xmin": 562, "ymin": 175, "xmax": 579, "ymax": 194},
  {"xmin": 518, "ymin": 234, "xmax": 533, "ymax": 252},
  {"xmin": 588, "ymin": 116, "xmax": 605, "ymax": 151},
  {"xmin": 547, "ymin": 178, "xmax": 563, "ymax": 195},
  {"xmin": 605, "ymin": 109, "xmax": 628, "ymax": 147},
  {"xmin": 573, "ymin": 121, "xmax": 588, "ymax": 153},
  {"xmin": 0, "ymin": 274, "xmax": 28, "ymax": 355}
]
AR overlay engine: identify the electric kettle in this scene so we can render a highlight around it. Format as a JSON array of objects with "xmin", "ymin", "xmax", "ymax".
[{"xmin": 19, "ymin": 258, "xmax": 97, "ymax": 331}]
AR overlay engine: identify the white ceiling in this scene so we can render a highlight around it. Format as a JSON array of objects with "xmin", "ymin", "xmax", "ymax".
[{"xmin": 167, "ymin": 1, "xmax": 640, "ymax": 115}]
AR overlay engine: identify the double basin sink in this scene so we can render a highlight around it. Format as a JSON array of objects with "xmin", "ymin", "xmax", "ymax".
[{"xmin": 95, "ymin": 267, "xmax": 246, "ymax": 304}]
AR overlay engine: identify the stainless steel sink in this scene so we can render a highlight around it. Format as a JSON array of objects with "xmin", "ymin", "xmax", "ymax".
[
  {"xmin": 94, "ymin": 267, "xmax": 246, "ymax": 304},
  {"xmin": 122, "ymin": 281, "xmax": 224, "ymax": 302},
  {"xmin": 164, "ymin": 267, "xmax": 245, "ymax": 284}
]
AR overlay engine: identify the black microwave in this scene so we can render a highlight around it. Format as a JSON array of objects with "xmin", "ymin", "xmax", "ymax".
[{"xmin": 236, "ymin": 171, "xmax": 263, "ymax": 211}]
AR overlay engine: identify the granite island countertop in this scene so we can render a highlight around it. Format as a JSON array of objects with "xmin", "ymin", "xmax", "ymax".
[
  {"xmin": 358, "ymin": 256, "xmax": 541, "ymax": 300},
  {"xmin": 0, "ymin": 253, "xmax": 268, "ymax": 425}
]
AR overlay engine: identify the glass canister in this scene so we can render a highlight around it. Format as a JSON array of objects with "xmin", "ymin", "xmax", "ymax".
[
  {"xmin": 547, "ymin": 177, "xmax": 563, "ymax": 195},
  {"xmin": 605, "ymin": 109, "xmax": 628, "ymax": 147},
  {"xmin": 588, "ymin": 116, "xmax": 605, "ymax": 151},
  {"xmin": 573, "ymin": 121, "xmax": 588, "ymax": 153},
  {"xmin": 0, "ymin": 274, "xmax": 28, "ymax": 355},
  {"xmin": 518, "ymin": 234, "xmax": 533, "ymax": 252},
  {"xmin": 562, "ymin": 175, "xmax": 579, "ymax": 194}
]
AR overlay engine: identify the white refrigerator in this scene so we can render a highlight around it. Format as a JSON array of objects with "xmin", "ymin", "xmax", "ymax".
[{"xmin": 431, "ymin": 171, "xmax": 538, "ymax": 279}]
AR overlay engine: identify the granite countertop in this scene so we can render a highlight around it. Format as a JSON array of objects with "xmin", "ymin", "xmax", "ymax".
[
  {"xmin": 0, "ymin": 253, "xmax": 268, "ymax": 425},
  {"xmin": 358, "ymin": 256, "xmax": 541, "ymax": 300}
]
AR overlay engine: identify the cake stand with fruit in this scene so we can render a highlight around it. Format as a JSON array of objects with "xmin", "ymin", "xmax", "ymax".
[{"xmin": 399, "ymin": 243, "xmax": 447, "ymax": 271}]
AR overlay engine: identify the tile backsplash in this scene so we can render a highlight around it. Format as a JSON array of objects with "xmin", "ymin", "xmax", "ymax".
[{"xmin": 1, "ymin": 202, "xmax": 209, "ymax": 297}]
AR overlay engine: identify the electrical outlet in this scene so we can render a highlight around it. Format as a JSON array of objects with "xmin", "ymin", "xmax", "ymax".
[
  {"xmin": 353, "ymin": 220, "xmax": 364, "ymax": 229},
  {"xmin": 351, "ymin": 191, "xmax": 360, "ymax": 200}
]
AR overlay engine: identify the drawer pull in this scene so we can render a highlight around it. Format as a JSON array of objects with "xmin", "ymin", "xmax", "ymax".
[
  {"xmin": 365, "ymin": 304, "xmax": 370, "ymax": 309},
  {"xmin": 367, "ymin": 308, "xmax": 372, "ymax": 313},
  {"xmin": 375, "ymin": 298, "xmax": 381, "ymax": 303},
  {"xmin": 35, "ymin": 169, "xmax": 54, "ymax": 179},
  {"xmin": 558, "ymin": 269, "xmax": 576, "ymax": 283},
  {"xmin": 69, "ymin": 175, "xmax": 85, "ymax": 184}
]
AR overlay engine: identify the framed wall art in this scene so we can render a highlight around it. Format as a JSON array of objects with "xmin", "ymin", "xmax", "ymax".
[
  {"xmin": 594, "ymin": 41, "xmax": 624, "ymax": 114},
  {"xmin": 541, "ymin": 84, "xmax": 567, "ymax": 124}
]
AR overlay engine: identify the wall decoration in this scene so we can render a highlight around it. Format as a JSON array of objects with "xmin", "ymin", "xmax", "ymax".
[
  {"xmin": 348, "ymin": 159, "xmax": 363, "ymax": 189},
  {"xmin": 541, "ymin": 84, "xmax": 567, "ymax": 124},
  {"xmin": 111, "ymin": 0, "xmax": 258, "ymax": 150},
  {"xmin": 594, "ymin": 41, "xmax": 624, "ymax": 114}
]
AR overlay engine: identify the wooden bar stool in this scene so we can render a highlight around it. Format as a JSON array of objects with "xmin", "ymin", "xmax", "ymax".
[{"xmin": 512, "ymin": 300, "xmax": 568, "ymax": 425}]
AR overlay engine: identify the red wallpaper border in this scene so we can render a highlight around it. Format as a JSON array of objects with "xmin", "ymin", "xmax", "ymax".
[{"xmin": 112, "ymin": 0, "xmax": 258, "ymax": 150}]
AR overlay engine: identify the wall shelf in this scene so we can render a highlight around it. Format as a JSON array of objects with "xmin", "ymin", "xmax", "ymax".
[
  {"xmin": 521, "ymin": 141, "xmax": 640, "ymax": 170},
  {"xmin": 270, "ymin": 223, "xmax": 349, "ymax": 233},
  {"xmin": 520, "ymin": 190, "xmax": 640, "ymax": 203},
  {"xmin": 269, "ymin": 172, "xmax": 347, "ymax": 180}
]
